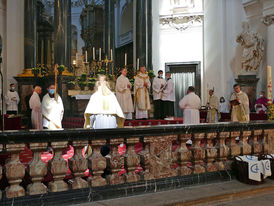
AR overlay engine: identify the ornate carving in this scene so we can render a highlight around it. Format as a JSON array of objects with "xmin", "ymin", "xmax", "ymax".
[
  {"xmin": 89, "ymin": 139, "xmax": 107, "ymax": 187},
  {"xmin": 144, "ymin": 135, "xmax": 178, "ymax": 180},
  {"xmin": 109, "ymin": 138, "xmax": 125, "ymax": 185},
  {"xmin": 253, "ymin": 130, "xmax": 263, "ymax": 155},
  {"xmin": 262, "ymin": 15, "xmax": 274, "ymax": 26},
  {"xmin": 48, "ymin": 141, "xmax": 69, "ymax": 192},
  {"xmin": 193, "ymin": 133, "xmax": 205, "ymax": 174},
  {"xmin": 218, "ymin": 132, "xmax": 230, "ymax": 170},
  {"xmin": 69, "ymin": 141, "xmax": 88, "ymax": 189},
  {"xmin": 180, "ymin": 134, "xmax": 192, "ymax": 176},
  {"xmin": 206, "ymin": 133, "xmax": 218, "ymax": 172},
  {"xmin": 5, "ymin": 144, "xmax": 26, "ymax": 198},
  {"xmin": 236, "ymin": 22, "xmax": 264, "ymax": 72},
  {"xmin": 160, "ymin": 15, "xmax": 203, "ymax": 31},
  {"xmin": 242, "ymin": 131, "xmax": 252, "ymax": 155},
  {"xmin": 126, "ymin": 138, "xmax": 141, "ymax": 183},
  {"xmin": 27, "ymin": 143, "xmax": 48, "ymax": 195}
]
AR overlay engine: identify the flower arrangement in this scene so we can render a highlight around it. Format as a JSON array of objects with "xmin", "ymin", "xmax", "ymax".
[
  {"xmin": 31, "ymin": 67, "xmax": 40, "ymax": 75},
  {"xmin": 267, "ymin": 103, "xmax": 274, "ymax": 120},
  {"xmin": 67, "ymin": 81, "xmax": 76, "ymax": 90},
  {"xmin": 148, "ymin": 70, "xmax": 155, "ymax": 78},
  {"xmin": 58, "ymin": 65, "xmax": 65, "ymax": 74},
  {"xmin": 78, "ymin": 81, "xmax": 87, "ymax": 90}
]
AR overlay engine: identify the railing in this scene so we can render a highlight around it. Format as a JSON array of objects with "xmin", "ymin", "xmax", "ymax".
[{"xmin": 0, "ymin": 121, "xmax": 273, "ymax": 205}]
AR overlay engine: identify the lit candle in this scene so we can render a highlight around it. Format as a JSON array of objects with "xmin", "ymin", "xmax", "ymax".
[
  {"xmin": 110, "ymin": 49, "xmax": 113, "ymax": 61},
  {"xmin": 85, "ymin": 51, "xmax": 88, "ymax": 62},
  {"xmin": 72, "ymin": 60, "xmax": 76, "ymax": 65},
  {"xmin": 267, "ymin": 65, "xmax": 272, "ymax": 103},
  {"xmin": 137, "ymin": 58, "xmax": 139, "ymax": 71},
  {"xmin": 99, "ymin": 48, "xmax": 101, "ymax": 61},
  {"xmin": 93, "ymin": 47, "xmax": 95, "ymax": 60},
  {"xmin": 125, "ymin": 53, "xmax": 127, "ymax": 66}
]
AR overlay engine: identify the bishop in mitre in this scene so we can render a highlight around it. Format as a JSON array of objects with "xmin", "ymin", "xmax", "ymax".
[
  {"xmin": 41, "ymin": 84, "xmax": 64, "ymax": 129},
  {"xmin": 29, "ymin": 85, "xmax": 42, "ymax": 129},
  {"xmin": 134, "ymin": 66, "xmax": 151, "ymax": 119},
  {"xmin": 115, "ymin": 68, "xmax": 134, "ymax": 119},
  {"xmin": 230, "ymin": 84, "xmax": 250, "ymax": 122},
  {"xmin": 206, "ymin": 89, "xmax": 219, "ymax": 123},
  {"xmin": 84, "ymin": 75, "xmax": 125, "ymax": 129}
]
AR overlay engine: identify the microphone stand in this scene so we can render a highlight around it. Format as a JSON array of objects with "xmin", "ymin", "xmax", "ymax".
[{"xmin": 0, "ymin": 55, "xmax": 4, "ymax": 131}]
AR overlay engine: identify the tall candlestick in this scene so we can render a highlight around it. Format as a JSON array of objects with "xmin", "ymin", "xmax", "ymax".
[
  {"xmin": 137, "ymin": 58, "xmax": 139, "ymax": 71},
  {"xmin": 99, "ymin": 48, "xmax": 101, "ymax": 61},
  {"xmin": 110, "ymin": 49, "xmax": 113, "ymax": 61},
  {"xmin": 267, "ymin": 65, "xmax": 272, "ymax": 103},
  {"xmin": 76, "ymin": 53, "xmax": 78, "ymax": 66},
  {"xmin": 125, "ymin": 53, "xmax": 127, "ymax": 66},
  {"xmin": 85, "ymin": 51, "xmax": 88, "ymax": 62},
  {"xmin": 93, "ymin": 47, "xmax": 95, "ymax": 60}
]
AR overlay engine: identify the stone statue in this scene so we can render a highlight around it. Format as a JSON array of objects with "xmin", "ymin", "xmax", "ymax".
[{"xmin": 236, "ymin": 22, "xmax": 264, "ymax": 72}]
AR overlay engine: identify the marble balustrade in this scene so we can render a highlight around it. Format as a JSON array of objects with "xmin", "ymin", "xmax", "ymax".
[{"xmin": 0, "ymin": 121, "xmax": 273, "ymax": 202}]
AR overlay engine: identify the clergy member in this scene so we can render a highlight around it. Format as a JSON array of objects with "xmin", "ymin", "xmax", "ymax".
[
  {"xmin": 5, "ymin": 83, "xmax": 20, "ymax": 115},
  {"xmin": 206, "ymin": 89, "xmax": 219, "ymax": 123},
  {"xmin": 29, "ymin": 85, "xmax": 42, "ymax": 129},
  {"xmin": 84, "ymin": 75, "xmax": 125, "ymax": 129},
  {"xmin": 230, "ymin": 84, "xmax": 250, "ymax": 122},
  {"xmin": 115, "ymin": 68, "xmax": 134, "ymax": 119},
  {"xmin": 41, "ymin": 84, "xmax": 64, "ymax": 129},
  {"xmin": 179, "ymin": 86, "xmax": 201, "ymax": 124},
  {"xmin": 152, "ymin": 70, "xmax": 165, "ymax": 119},
  {"xmin": 162, "ymin": 71, "xmax": 175, "ymax": 120},
  {"xmin": 254, "ymin": 91, "xmax": 268, "ymax": 114},
  {"xmin": 134, "ymin": 66, "xmax": 151, "ymax": 119}
]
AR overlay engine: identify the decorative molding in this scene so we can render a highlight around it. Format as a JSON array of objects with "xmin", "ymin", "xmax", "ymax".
[
  {"xmin": 262, "ymin": 14, "xmax": 274, "ymax": 26},
  {"xmin": 160, "ymin": 14, "xmax": 203, "ymax": 31}
]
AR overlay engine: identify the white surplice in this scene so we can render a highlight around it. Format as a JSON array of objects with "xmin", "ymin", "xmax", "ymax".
[
  {"xmin": 115, "ymin": 74, "xmax": 134, "ymax": 119},
  {"xmin": 179, "ymin": 92, "xmax": 201, "ymax": 124},
  {"xmin": 29, "ymin": 91, "xmax": 42, "ymax": 130},
  {"xmin": 134, "ymin": 72, "xmax": 151, "ymax": 119},
  {"xmin": 230, "ymin": 91, "xmax": 250, "ymax": 122},
  {"xmin": 207, "ymin": 95, "xmax": 219, "ymax": 123},
  {"xmin": 161, "ymin": 78, "xmax": 175, "ymax": 102},
  {"xmin": 219, "ymin": 102, "xmax": 229, "ymax": 113},
  {"xmin": 5, "ymin": 90, "xmax": 20, "ymax": 112},
  {"xmin": 84, "ymin": 86, "xmax": 125, "ymax": 129},
  {"xmin": 41, "ymin": 93, "xmax": 64, "ymax": 130},
  {"xmin": 152, "ymin": 77, "xmax": 165, "ymax": 100}
]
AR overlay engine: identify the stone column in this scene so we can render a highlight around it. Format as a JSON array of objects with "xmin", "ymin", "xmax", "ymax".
[
  {"xmin": 27, "ymin": 143, "xmax": 48, "ymax": 195},
  {"xmin": 5, "ymin": 144, "xmax": 26, "ymax": 198},
  {"xmin": 193, "ymin": 133, "xmax": 205, "ymax": 174},
  {"xmin": 54, "ymin": 0, "xmax": 68, "ymax": 65},
  {"xmin": 146, "ymin": 0, "xmax": 152, "ymax": 70},
  {"xmin": 206, "ymin": 133, "xmax": 218, "ymax": 172},
  {"xmin": 126, "ymin": 137, "xmax": 140, "ymax": 183},
  {"xmin": 24, "ymin": 0, "xmax": 37, "ymax": 69},
  {"xmin": 66, "ymin": 0, "xmax": 72, "ymax": 71},
  {"xmin": 136, "ymin": 0, "xmax": 147, "ymax": 68},
  {"xmin": 263, "ymin": 15, "xmax": 274, "ymax": 96},
  {"xmin": 180, "ymin": 134, "xmax": 192, "ymax": 176}
]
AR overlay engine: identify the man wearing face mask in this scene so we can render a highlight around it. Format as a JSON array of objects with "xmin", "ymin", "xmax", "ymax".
[
  {"xmin": 5, "ymin": 83, "xmax": 20, "ymax": 115},
  {"xmin": 152, "ymin": 70, "xmax": 165, "ymax": 119},
  {"xmin": 41, "ymin": 84, "xmax": 64, "ymax": 129}
]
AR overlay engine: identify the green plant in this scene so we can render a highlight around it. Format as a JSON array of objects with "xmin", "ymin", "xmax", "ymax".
[
  {"xmin": 81, "ymin": 73, "xmax": 87, "ymax": 80},
  {"xmin": 67, "ymin": 81, "xmax": 76, "ymax": 89},
  {"xmin": 88, "ymin": 77, "xmax": 96, "ymax": 82},
  {"xmin": 96, "ymin": 69, "xmax": 105, "ymax": 75},
  {"xmin": 88, "ymin": 81, "xmax": 95, "ymax": 88},
  {"xmin": 129, "ymin": 78, "xmax": 134, "ymax": 86},
  {"xmin": 31, "ymin": 67, "xmax": 40, "ymax": 74},
  {"xmin": 79, "ymin": 81, "xmax": 87, "ymax": 90},
  {"xmin": 58, "ymin": 65, "xmax": 65, "ymax": 72},
  {"xmin": 148, "ymin": 70, "xmax": 155, "ymax": 78}
]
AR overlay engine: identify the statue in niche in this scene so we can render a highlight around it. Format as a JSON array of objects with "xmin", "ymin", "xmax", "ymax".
[{"xmin": 236, "ymin": 22, "xmax": 264, "ymax": 72}]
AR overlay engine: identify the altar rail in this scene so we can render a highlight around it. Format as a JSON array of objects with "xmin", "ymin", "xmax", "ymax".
[{"xmin": 0, "ymin": 121, "xmax": 273, "ymax": 205}]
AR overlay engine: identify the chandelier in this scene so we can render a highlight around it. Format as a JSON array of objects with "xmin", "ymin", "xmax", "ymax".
[{"xmin": 44, "ymin": 0, "xmax": 104, "ymax": 8}]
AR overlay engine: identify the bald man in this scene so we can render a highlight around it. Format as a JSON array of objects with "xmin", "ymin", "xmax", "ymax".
[{"xmin": 29, "ymin": 85, "xmax": 42, "ymax": 129}]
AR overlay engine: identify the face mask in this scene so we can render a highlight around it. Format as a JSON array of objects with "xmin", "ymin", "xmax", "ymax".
[
  {"xmin": 260, "ymin": 95, "xmax": 263, "ymax": 97},
  {"xmin": 49, "ymin": 89, "xmax": 55, "ymax": 95},
  {"xmin": 159, "ymin": 74, "xmax": 163, "ymax": 78},
  {"xmin": 11, "ymin": 87, "xmax": 15, "ymax": 91}
]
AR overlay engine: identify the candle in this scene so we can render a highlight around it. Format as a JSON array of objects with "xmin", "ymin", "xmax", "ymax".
[
  {"xmin": 137, "ymin": 58, "xmax": 139, "ymax": 71},
  {"xmin": 93, "ymin": 47, "xmax": 95, "ymax": 60},
  {"xmin": 125, "ymin": 53, "xmax": 127, "ymax": 66},
  {"xmin": 72, "ymin": 60, "xmax": 76, "ymax": 65},
  {"xmin": 76, "ymin": 53, "xmax": 78, "ymax": 66},
  {"xmin": 85, "ymin": 51, "xmax": 88, "ymax": 62},
  {"xmin": 99, "ymin": 48, "xmax": 101, "ymax": 61},
  {"xmin": 267, "ymin": 65, "xmax": 272, "ymax": 103},
  {"xmin": 110, "ymin": 49, "xmax": 113, "ymax": 61}
]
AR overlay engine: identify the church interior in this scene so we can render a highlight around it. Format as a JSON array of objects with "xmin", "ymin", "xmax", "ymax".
[{"xmin": 0, "ymin": 0, "xmax": 273, "ymax": 205}]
